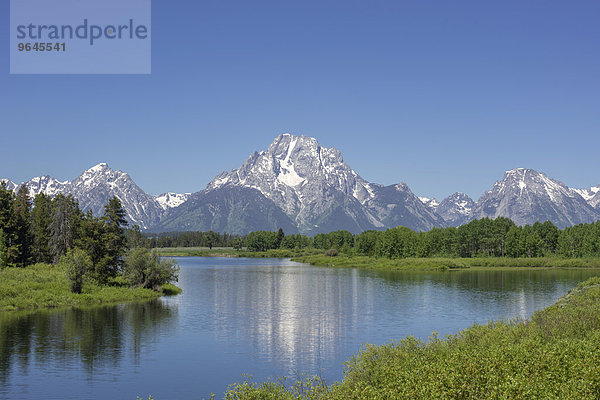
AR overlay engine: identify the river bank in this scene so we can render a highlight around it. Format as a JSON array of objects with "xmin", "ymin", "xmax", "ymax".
[
  {"xmin": 154, "ymin": 247, "xmax": 600, "ymax": 271},
  {"xmin": 293, "ymin": 254, "xmax": 600, "ymax": 271},
  {"xmin": 0, "ymin": 263, "xmax": 181, "ymax": 312},
  {"xmin": 225, "ymin": 276, "xmax": 600, "ymax": 399}
]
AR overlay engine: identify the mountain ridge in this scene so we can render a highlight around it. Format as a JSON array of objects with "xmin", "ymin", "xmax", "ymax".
[{"xmin": 3, "ymin": 136, "xmax": 600, "ymax": 234}]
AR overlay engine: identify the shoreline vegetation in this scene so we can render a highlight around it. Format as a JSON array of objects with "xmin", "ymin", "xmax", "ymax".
[
  {"xmin": 154, "ymin": 247, "xmax": 600, "ymax": 271},
  {"xmin": 222, "ymin": 276, "xmax": 600, "ymax": 399},
  {"xmin": 151, "ymin": 217, "xmax": 600, "ymax": 272},
  {"xmin": 0, "ymin": 183, "xmax": 181, "ymax": 313},
  {"xmin": 0, "ymin": 263, "xmax": 181, "ymax": 312}
]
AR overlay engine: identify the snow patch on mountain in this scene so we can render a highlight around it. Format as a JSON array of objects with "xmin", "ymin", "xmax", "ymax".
[
  {"xmin": 572, "ymin": 185, "xmax": 600, "ymax": 208},
  {"xmin": 155, "ymin": 192, "xmax": 191, "ymax": 210},
  {"xmin": 419, "ymin": 197, "xmax": 439, "ymax": 211}
]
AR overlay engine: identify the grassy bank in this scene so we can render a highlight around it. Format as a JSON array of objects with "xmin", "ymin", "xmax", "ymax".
[
  {"xmin": 225, "ymin": 276, "xmax": 600, "ymax": 399},
  {"xmin": 292, "ymin": 254, "xmax": 600, "ymax": 271},
  {"xmin": 0, "ymin": 263, "xmax": 181, "ymax": 312},
  {"xmin": 154, "ymin": 247, "xmax": 600, "ymax": 270},
  {"xmin": 155, "ymin": 247, "xmax": 320, "ymax": 258}
]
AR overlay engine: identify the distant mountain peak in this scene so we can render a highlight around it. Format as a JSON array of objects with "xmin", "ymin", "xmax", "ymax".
[
  {"xmin": 2, "ymin": 143, "xmax": 599, "ymax": 234},
  {"xmin": 419, "ymin": 196, "xmax": 439, "ymax": 211},
  {"xmin": 201, "ymin": 134, "xmax": 444, "ymax": 233},
  {"xmin": 85, "ymin": 162, "xmax": 112, "ymax": 173},
  {"xmin": 155, "ymin": 192, "xmax": 191, "ymax": 210},
  {"xmin": 572, "ymin": 184, "xmax": 600, "ymax": 209},
  {"xmin": 435, "ymin": 192, "xmax": 475, "ymax": 227},
  {"xmin": 473, "ymin": 168, "xmax": 597, "ymax": 228}
]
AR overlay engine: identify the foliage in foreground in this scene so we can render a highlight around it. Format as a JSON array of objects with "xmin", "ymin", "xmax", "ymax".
[
  {"xmin": 0, "ymin": 263, "xmax": 174, "ymax": 312},
  {"xmin": 224, "ymin": 277, "xmax": 600, "ymax": 399}
]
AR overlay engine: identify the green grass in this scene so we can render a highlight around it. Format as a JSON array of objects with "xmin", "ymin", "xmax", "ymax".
[
  {"xmin": 292, "ymin": 255, "xmax": 600, "ymax": 271},
  {"xmin": 224, "ymin": 276, "xmax": 600, "ymax": 399},
  {"xmin": 0, "ymin": 263, "xmax": 181, "ymax": 312}
]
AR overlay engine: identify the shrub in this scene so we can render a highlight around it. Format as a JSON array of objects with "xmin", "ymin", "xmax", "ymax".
[
  {"xmin": 59, "ymin": 247, "xmax": 92, "ymax": 294},
  {"xmin": 325, "ymin": 249, "xmax": 339, "ymax": 257},
  {"xmin": 123, "ymin": 248, "xmax": 179, "ymax": 291}
]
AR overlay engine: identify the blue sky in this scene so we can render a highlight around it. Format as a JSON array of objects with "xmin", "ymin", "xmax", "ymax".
[{"xmin": 1, "ymin": 1, "xmax": 599, "ymax": 200}]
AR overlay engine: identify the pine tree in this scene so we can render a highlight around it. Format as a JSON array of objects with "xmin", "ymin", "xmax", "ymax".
[
  {"xmin": 276, "ymin": 228, "xmax": 285, "ymax": 248},
  {"xmin": 0, "ymin": 182, "xmax": 16, "ymax": 266},
  {"xmin": 0, "ymin": 228, "xmax": 8, "ymax": 269},
  {"xmin": 31, "ymin": 193, "xmax": 53, "ymax": 263},
  {"xmin": 103, "ymin": 196, "xmax": 128, "ymax": 229},
  {"xmin": 100, "ymin": 197, "xmax": 128, "ymax": 281},
  {"xmin": 49, "ymin": 194, "xmax": 81, "ymax": 263},
  {"xmin": 13, "ymin": 185, "xmax": 32, "ymax": 266}
]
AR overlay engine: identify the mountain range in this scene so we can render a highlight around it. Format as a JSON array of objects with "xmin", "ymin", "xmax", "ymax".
[{"xmin": 2, "ymin": 134, "xmax": 599, "ymax": 234}]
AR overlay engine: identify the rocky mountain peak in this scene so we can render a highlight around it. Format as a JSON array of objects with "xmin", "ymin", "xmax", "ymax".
[
  {"xmin": 155, "ymin": 192, "xmax": 191, "ymax": 210},
  {"xmin": 572, "ymin": 184, "xmax": 600, "ymax": 209},
  {"xmin": 24, "ymin": 175, "xmax": 69, "ymax": 197},
  {"xmin": 435, "ymin": 192, "xmax": 475, "ymax": 227},
  {"xmin": 202, "ymin": 134, "xmax": 444, "ymax": 233},
  {"xmin": 419, "ymin": 196, "xmax": 439, "ymax": 211},
  {"xmin": 473, "ymin": 168, "xmax": 597, "ymax": 228}
]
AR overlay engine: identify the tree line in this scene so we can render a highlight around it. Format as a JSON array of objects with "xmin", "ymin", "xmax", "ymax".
[
  {"xmin": 147, "ymin": 216, "xmax": 600, "ymax": 258},
  {"xmin": 0, "ymin": 182, "xmax": 177, "ymax": 292}
]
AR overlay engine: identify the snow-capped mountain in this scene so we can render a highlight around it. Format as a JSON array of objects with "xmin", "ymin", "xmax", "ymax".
[
  {"xmin": 471, "ymin": 168, "xmax": 599, "ymax": 228},
  {"xmin": 154, "ymin": 192, "xmax": 191, "ymax": 210},
  {"xmin": 419, "ymin": 197, "xmax": 439, "ymax": 211},
  {"xmin": 436, "ymin": 192, "xmax": 475, "ymax": 227},
  {"xmin": 3, "ymin": 140, "xmax": 600, "ymax": 234},
  {"xmin": 67, "ymin": 163, "xmax": 165, "ymax": 229},
  {"xmin": 3, "ymin": 163, "xmax": 165, "ymax": 229},
  {"xmin": 1, "ymin": 179, "xmax": 16, "ymax": 191},
  {"xmin": 201, "ymin": 134, "xmax": 442, "ymax": 234},
  {"xmin": 572, "ymin": 185, "xmax": 600, "ymax": 209},
  {"xmin": 23, "ymin": 176, "xmax": 69, "ymax": 197}
]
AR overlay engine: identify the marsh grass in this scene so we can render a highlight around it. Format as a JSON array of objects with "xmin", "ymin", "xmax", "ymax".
[{"xmin": 0, "ymin": 263, "xmax": 180, "ymax": 312}]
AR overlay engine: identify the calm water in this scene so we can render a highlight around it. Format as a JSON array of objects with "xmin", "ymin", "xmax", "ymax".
[{"xmin": 1, "ymin": 258, "xmax": 599, "ymax": 399}]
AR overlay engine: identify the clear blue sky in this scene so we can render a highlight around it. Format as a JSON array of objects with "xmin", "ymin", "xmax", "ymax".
[{"xmin": 1, "ymin": 1, "xmax": 599, "ymax": 200}]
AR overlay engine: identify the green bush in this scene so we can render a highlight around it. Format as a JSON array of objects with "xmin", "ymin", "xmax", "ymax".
[
  {"xmin": 123, "ymin": 248, "xmax": 179, "ymax": 291},
  {"xmin": 324, "ymin": 249, "xmax": 339, "ymax": 257},
  {"xmin": 59, "ymin": 247, "xmax": 92, "ymax": 294}
]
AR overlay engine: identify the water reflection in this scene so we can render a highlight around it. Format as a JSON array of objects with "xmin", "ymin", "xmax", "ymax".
[
  {"xmin": 0, "ymin": 258, "xmax": 598, "ymax": 399},
  {"xmin": 0, "ymin": 300, "xmax": 177, "ymax": 384},
  {"xmin": 178, "ymin": 259, "xmax": 599, "ymax": 383}
]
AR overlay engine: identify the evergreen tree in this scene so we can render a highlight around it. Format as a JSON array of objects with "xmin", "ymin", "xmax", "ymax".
[
  {"xmin": 103, "ymin": 196, "xmax": 128, "ymax": 228},
  {"xmin": 100, "ymin": 196, "xmax": 128, "ymax": 280},
  {"xmin": 0, "ymin": 228, "xmax": 8, "ymax": 269},
  {"xmin": 49, "ymin": 194, "xmax": 81, "ymax": 263},
  {"xmin": 12, "ymin": 186, "xmax": 32, "ymax": 266},
  {"xmin": 31, "ymin": 193, "xmax": 53, "ymax": 263},
  {"xmin": 276, "ymin": 228, "xmax": 285, "ymax": 248},
  {"xmin": 76, "ymin": 210, "xmax": 110, "ymax": 282},
  {"xmin": 0, "ymin": 182, "xmax": 17, "ymax": 266},
  {"xmin": 125, "ymin": 225, "xmax": 147, "ymax": 249}
]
